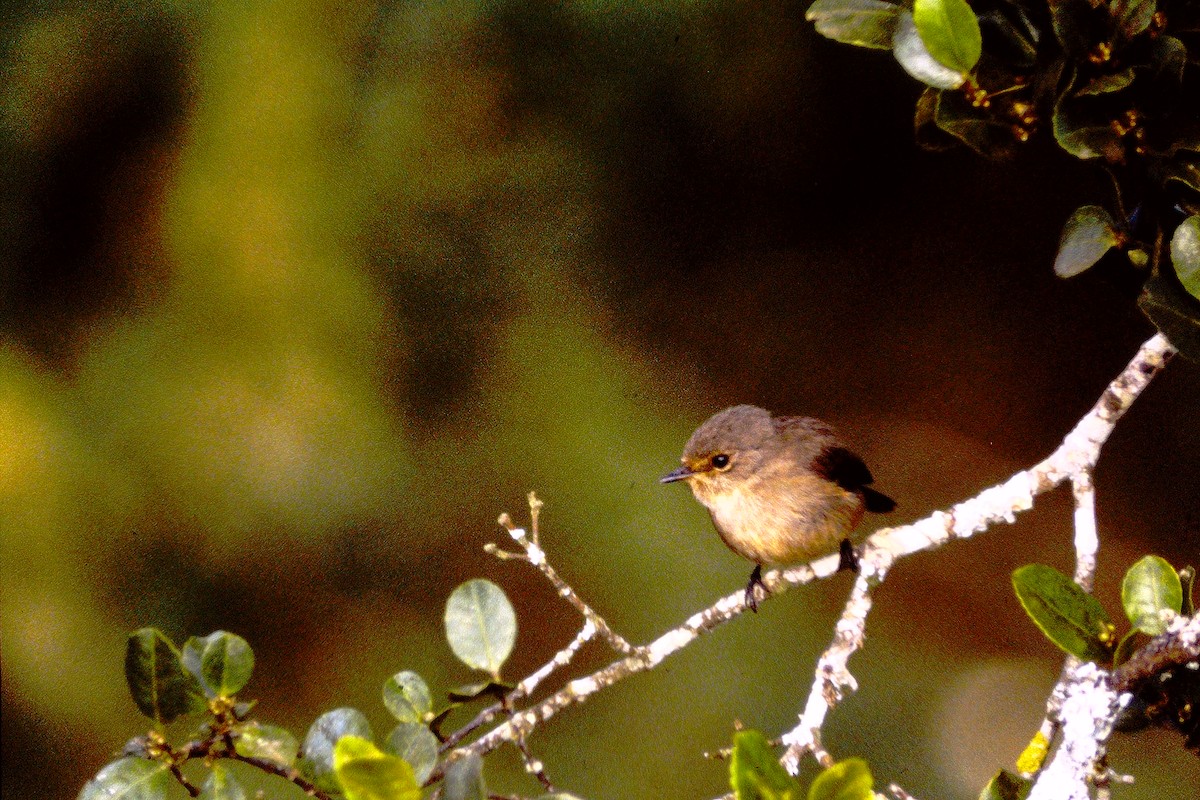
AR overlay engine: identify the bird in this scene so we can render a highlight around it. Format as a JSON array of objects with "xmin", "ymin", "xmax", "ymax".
[{"xmin": 661, "ymin": 404, "xmax": 895, "ymax": 610}]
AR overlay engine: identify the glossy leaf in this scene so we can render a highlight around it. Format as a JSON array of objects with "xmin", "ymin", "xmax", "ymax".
[
  {"xmin": 385, "ymin": 722, "xmax": 439, "ymax": 784},
  {"xmin": 444, "ymin": 579, "xmax": 516, "ymax": 677},
  {"xmin": 234, "ymin": 721, "xmax": 299, "ymax": 767},
  {"xmin": 1170, "ymin": 216, "xmax": 1200, "ymax": 300},
  {"xmin": 383, "ymin": 671, "xmax": 432, "ymax": 724},
  {"xmin": 199, "ymin": 765, "xmax": 246, "ymax": 800},
  {"xmin": 912, "ymin": 0, "xmax": 982, "ymax": 74},
  {"xmin": 807, "ymin": 757, "xmax": 874, "ymax": 800},
  {"xmin": 1012, "ymin": 564, "xmax": 1114, "ymax": 662},
  {"xmin": 1054, "ymin": 206, "xmax": 1120, "ymax": 277},
  {"xmin": 444, "ymin": 751, "xmax": 488, "ymax": 800},
  {"xmin": 978, "ymin": 769, "xmax": 1032, "ymax": 800},
  {"xmin": 125, "ymin": 628, "xmax": 206, "ymax": 724},
  {"xmin": 1122, "ymin": 555, "xmax": 1183, "ymax": 634},
  {"xmin": 730, "ymin": 730, "xmax": 800, "ymax": 800},
  {"xmin": 182, "ymin": 631, "xmax": 254, "ymax": 698},
  {"xmin": 894, "ymin": 11, "xmax": 965, "ymax": 89},
  {"xmin": 333, "ymin": 735, "xmax": 422, "ymax": 800},
  {"xmin": 1139, "ymin": 273, "xmax": 1200, "ymax": 361},
  {"xmin": 298, "ymin": 708, "xmax": 373, "ymax": 792},
  {"xmin": 77, "ymin": 758, "xmax": 172, "ymax": 800},
  {"xmin": 806, "ymin": 0, "xmax": 902, "ymax": 50}
]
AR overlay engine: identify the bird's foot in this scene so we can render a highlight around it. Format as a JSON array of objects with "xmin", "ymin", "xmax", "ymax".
[
  {"xmin": 745, "ymin": 564, "xmax": 768, "ymax": 612},
  {"xmin": 837, "ymin": 538, "xmax": 860, "ymax": 573}
]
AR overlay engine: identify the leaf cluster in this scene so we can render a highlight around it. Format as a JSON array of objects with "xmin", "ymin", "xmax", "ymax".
[
  {"xmin": 77, "ymin": 579, "xmax": 575, "ymax": 800},
  {"xmin": 728, "ymin": 730, "xmax": 874, "ymax": 800},
  {"xmin": 807, "ymin": 0, "xmax": 1200, "ymax": 357}
]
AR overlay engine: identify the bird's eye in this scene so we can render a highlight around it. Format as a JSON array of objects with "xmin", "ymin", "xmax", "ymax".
[{"xmin": 711, "ymin": 453, "xmax": 731, "ymax": 470}]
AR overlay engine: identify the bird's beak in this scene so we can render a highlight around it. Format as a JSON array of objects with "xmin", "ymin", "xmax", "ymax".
[{"xmin": 660, "ymin": 465, "xmax": 694, "ymax": 484}]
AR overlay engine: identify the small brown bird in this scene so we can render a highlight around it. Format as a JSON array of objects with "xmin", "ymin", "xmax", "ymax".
[{"xmin": 661, "ymin": 404, "xmax": 895, "ymax": 610}]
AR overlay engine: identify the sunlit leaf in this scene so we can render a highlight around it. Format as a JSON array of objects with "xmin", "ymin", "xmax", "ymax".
[
  {"xmin": 1122, "ymin": 555, "xmax": 1183, "ymax": 634},
  {"xmin": 198, "ymin": 765, "xmax": 246, "ymax": 800},
  {"xmin": 77, "ymin": 758, "xmax": 172, "ymax": 800},
  {"xmin": 894, "ymin": 11, "xmax": 966, "ymax": 89},
  {"xmin": 298, "ymin": 708, "xmax": 373, "ymax": 792},
  {"xmin": 444, "ymin": 752, "xmax": 487, "ymax": 800},
  {"xmin": 181, "ymin": 631, "xmax": 254, "ymax": 698},
  {"xmin": 385, "ymin": 722, "xmax": 439, "ymax": 784},
  {"xmin": 806, "ymin": 0, "xmax": 902, "ymax": 50},
  {"xmin": 383, "ymin": 671, "xmax": 433, "ymax": 724},
  {"xmin": 978, "ymin": 769, "xmax": 1032, "ymax": 800},
  {"xmin": 1012, "ymin": 564, "xmax": 1115, "ymax": 662},
  {"xmin": 333, "ymin": 736, "xmax": 422, "ymax": 800},
  {"xmin": 125, "ymin": 628, "xmax": 206, "ymax": 724},
  {"xmin": 1170, "ymin": 216, "xmax": 1200, "ymax": 300},
  {"xmin": 730, "ymin": 730, "xmax": 800, "ymax": 800},
  {"xmin": 444, "ymin": 579, "xmax": 516, "ymax": 677},
  {"xmin": 234, "ymin": 721, "xmax": 299, "ymax": 767},
  {"xmin": 913, "ymin": 0, "xmax": 982, "ymax": 74},
  {"xmin": 1054, "ymin": 206, "xmax": 1120, "ymax": 277},
  {"xmin": 807, "ymin": 757, "xmax": 874, "ymax": 800}
]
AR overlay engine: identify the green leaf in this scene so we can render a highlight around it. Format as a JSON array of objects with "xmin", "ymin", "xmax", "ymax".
[
  {"xmin": 1054, "ymin": 206, "xmax": 1120, "ymax": 277},
  {"xmin": 385, "ymin": 722, "xmax": 439, "ymax": 784},
  {"xmin": 77, "ymin": 758, "xmax": 172, "ymax": 800},
  {"xmin": 1112, "ymin": 0, "xmax": 1157, "ymax": 40},
  {"xmin": 444, "ymin": 752, "xmax": 487, "ymax": 800},
  {"xmin": 1053, "ymin": 89, "xmax": 1124, "ymax": 162},
  {"xmin": 234, "ymin": 721, "xmax": 299, "ymax": 767},
  {"xmin": 1113, "ymin": 629, "xmax": 1151, "ymax": 667},
  {"xmin": 894, "ymin": 11, "xmax": 966, "ymax": 89},
  {"xmin": 913, "ymin": 0, "xmax": 982, "ymax": 73},
  {"xmin": 125, "ymin": 628, "xmax": 206, "ymax": 724},
  {"xmin": 1139, "ymin": 273, "xmax": 1200, "ymax": 361},
  {"xmin": 334, "ymin": 735, "xmax": 422, "ymax": 800},
  {"xmin": 1076, "ymin": 69, "xmax": 1135, "ymax": 96},
  {"xmin": 444, "ymin": 579, "xmax": 517, "ymax": 678},
  {"xmin": 933, "ymin": 88, "xmax": 1021, "ymax": 159},
  {"xmin": 1122, "ymin": 555, "xmax": 1183, "ymax": 634},
  {"xmin": 1012, "ymin": 564, "xmax": 1115, "ymax": 662},
  {"xmin": 807, "ymin": 757, "xmax": 874, "ymax": 800},
  {"xmin": 806, "ymin": 0, "xmax": 903, "ymax": 50},
  {"xmin": 383, "ymin": 671, "xmax": 433, "ymax": 724},
  {"xmin": 730, "ymin": 730, "xmax": 800, "ymax": 800},
  {"xmin": 298, "ymin": 708, "xmax": 373, "ymax": 792},
  {"xmin": 1170, "ymin": 216, "xmax": 1200, "ymax": 300},
  {"xmin": 182, "ymin": 631, "xmax": 255, "ymax": 698},
  {"xmin": 978, "ymin": 769, "xmax": 1032, "ymax": 800},
  {"xmin": 199, "ymin": 765, "xmax": 247, "ymax": 800}
]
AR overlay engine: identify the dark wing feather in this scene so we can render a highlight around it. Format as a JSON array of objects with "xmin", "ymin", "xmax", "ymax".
[{"xmin": 813, "ymin": 446, "xmax": 897, "ymax": 513}]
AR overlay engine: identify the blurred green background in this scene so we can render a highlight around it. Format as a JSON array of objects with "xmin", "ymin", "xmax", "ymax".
[{"xmin": 2, "ymin": 1, "xmax": 1197, "ymax": 798}]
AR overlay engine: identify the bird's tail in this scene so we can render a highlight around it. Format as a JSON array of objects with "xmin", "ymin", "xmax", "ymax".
[{"xmin": 863, "ymin": 487, "xmax": 896, "ymax": 513}]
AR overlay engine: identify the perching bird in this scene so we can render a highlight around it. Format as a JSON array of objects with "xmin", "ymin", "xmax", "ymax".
[{"xmin": 661, "ymin": 404, "xmax": 895, "ymax": 610}]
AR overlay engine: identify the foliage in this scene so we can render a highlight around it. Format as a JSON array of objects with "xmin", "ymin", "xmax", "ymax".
[
  {"xmin": 807, "ymin": 0, "xmax": 1200, "ymax": 358},
  {"xmin": 77, "ymin": 579, "xmax": 525, "ymax": 800},
  {"xmin": 728, "ymin": 730, "xmax": 874, "ymax": 800}
]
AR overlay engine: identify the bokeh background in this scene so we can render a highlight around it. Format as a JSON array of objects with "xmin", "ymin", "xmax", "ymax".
[{"xmin": 2, "ymin": 1, "xmax": 1198, "ymax": 798}]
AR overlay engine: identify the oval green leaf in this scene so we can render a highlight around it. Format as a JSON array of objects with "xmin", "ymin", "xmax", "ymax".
[
  {"xmin": 383, "ymin": 671, "xmax": 432, "ymax": 724},
  {"xmin": 444, "ymin": 751, "xmax": 488, "ymax": 800},
  {"xmin": 199, "ymin": 765, "xmax": 247, "ymax": 800},
  {"xmin": 1012, "ymin": 564, "xmax": 1114, "ymax": 662},
  {"xmin": 806, "ymin": 0, "xmax": 902, "ymax": 50},
  {"xmin": 893, "ymin": 11, "xmax": 966, "ymax": 89},
  {"xmin": 385, "ymin": 722, "xmax": 439, "ymax": 784},
  {"xmin": 807, "ymin": 757, "xmax": 873, "ymax": 800},
  {"xmin": 1054, "ymin": 206, "xmax": 1120, "ymax": 277},
  {"xmin": 444, "ymin": 579, "xmax": 516, "ymax": 677},
  {"xmin": 978, "ymin": 769, "xmax": 1032, "ymax": 800},
  {"xmin": 334, "ymin": 735, "xmax": 422, "ymax": 800},
  {"xmin": 1122, "ymin": 555, "xmax": 1183, "ymax": 635},
  {"xmin": 913, "ymin": 0, "xmax": 982, "ymax": 73},
  {"xmin": 298, "ymin": 708, "xmax": 373, "ymax": 792},
  {"xmin": 1170, "ymin": 216, "xmax": 1200, "ymax": 300},
  {"xmin": 182, "ymin": 631, "xmax": 255, "ymax": 698},
  {"xmin": 234, "ymin": 720, "xmax": 299, "ymax": 767},
  {"xmin": 730, "ymin": 729, "xmax": 800, "ymax": 800},
  {"xmin": 77, "ymin": 757, "xmax": 172, "ymax": 800},
  {"xmin": 125, "ymin": 628, "xmax": 206, "ymax": 724}
]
